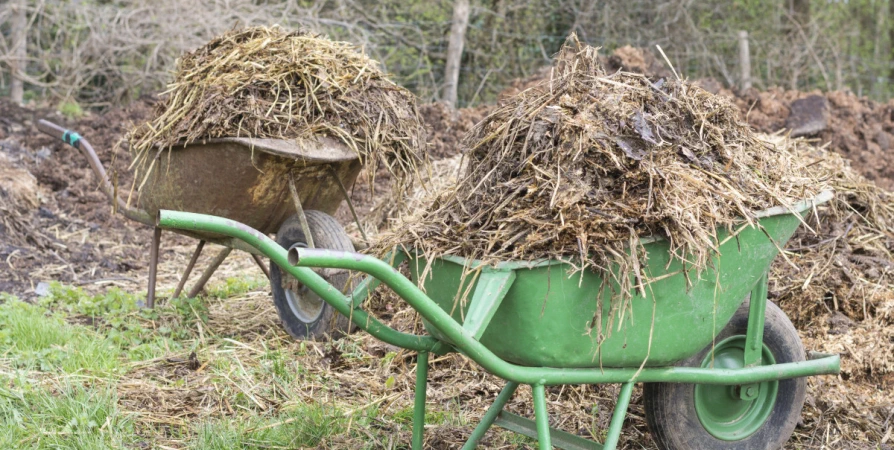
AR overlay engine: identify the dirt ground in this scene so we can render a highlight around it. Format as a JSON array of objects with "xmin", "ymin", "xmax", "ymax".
[
  {"xmin": 0, "ymin": 59, "xmax": 892, "ymax": 448},
  {"xmin": 723, "ymin": 87, "xmax": 894, "ymax": 191},
  {"xmin": 0, "ymin": 98, "xmax": 153, "ymax": 295}
]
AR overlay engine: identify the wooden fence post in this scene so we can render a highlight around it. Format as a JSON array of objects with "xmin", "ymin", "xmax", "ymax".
[
  {"xmin": 738, "ymin": 30, "xmax": 752, "ymax": 91},
  {"xmin": 9, "ymin": 1, "xmax": 28, "ymax": 104}
]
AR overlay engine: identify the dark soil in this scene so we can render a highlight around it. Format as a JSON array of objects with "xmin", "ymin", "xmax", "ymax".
[
  {"xmin": 0, "ymin": 97, "xmax": 156, "ymax": 297},
  {"xmin": 418, "ymin": 102, "xmax": 491, "ymax": 160},
  {"xmin": 721, "ymin": 87, "xmax": 894, "ymax": 190}
]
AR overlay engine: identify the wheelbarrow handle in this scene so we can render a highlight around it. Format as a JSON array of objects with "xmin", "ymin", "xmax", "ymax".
[
  {"xmin": 36, "ymin": 119, "xmax": 78, "ymax": 146},
  {"xmin": 36, "ymin": 118, "xmax": 152, "ymax": 225}
]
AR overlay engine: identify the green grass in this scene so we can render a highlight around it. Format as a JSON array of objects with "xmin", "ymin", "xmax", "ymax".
[
  {"xmin": 0, "ymin": 279, "xmax": 465, "ymax": 449},
  {"xmin": 0, "ymin": 378, "xmax": 134, "ymax": 449},
  {"xmin": 0, "ymin": 299, "xmax": 122, "ymax": 375},
  {"xmin": 57, "ymin": 100, "xmax": 85, "ymax": 119},
  {"xmin": 192, "ymin": 403, "xmax": 351, "ymax": 449},
  {"xmin": 204, "ymin": 276, "xmax": 268, "ymax": 299}
]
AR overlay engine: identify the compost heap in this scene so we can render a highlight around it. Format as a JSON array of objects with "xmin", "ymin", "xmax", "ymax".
[
  {"xmin": 767, "ymin": 137, "xmax": 894, "ymax": 325},
  {"xmin": 127, "ymin": 26, "xmax": 427, "ymax": 196},
  {"xmin": 381, "ymin": 36, "xmax": 829, "ymax": 328}
]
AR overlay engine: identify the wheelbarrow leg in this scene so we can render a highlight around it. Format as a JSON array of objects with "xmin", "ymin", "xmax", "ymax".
[
  {"xmin": 412, "ymin": 351, "xmax": 429, "ymax": 450},
  {"xmin": 187, "ymin": 247, "xmax": 232, "ymax": 298},
  {"xmin": 532, "ymin": 384, "xmax": 552, "ymax": 450},
  {"xmin": 172, "ymin": 240, "xmax": 205, "ymax": 299},
  {"xmin": 146, "ymin": 227, "xmax": 162, "ymax": 308},
  {"xmin": 602, "ymin": 382, "xmax": 634, "ymax": 450},
  {"xmin": 462, "ymin": 382, "xmax": 520, "ymax": 449}
]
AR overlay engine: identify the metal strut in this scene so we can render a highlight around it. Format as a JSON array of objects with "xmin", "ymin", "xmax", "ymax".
[
  {"xmin": 172, "ymin": 240, "xmax": 205, "ymax": 299},
  {"xmin": 146, "ymin": 227, "xmax": 162, "ymax": 308},
  {"xmin": 187, "ymin": 247, "xmax": 232, "ymax": 298},
  {"xmin": 327, "ymin": 166, "xmax": 370, "ymax": 246},
  {"xmin": 288, "ymin": 174, "xmax": 314, "ymax": 249}
]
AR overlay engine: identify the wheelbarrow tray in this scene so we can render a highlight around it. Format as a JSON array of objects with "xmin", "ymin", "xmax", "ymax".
[
  {"xmin": 408, "ymin": 191, "xmax": 833, "ymax": 368},
  {"xmin": 139, "ymin": 136, "xmax": 362, "ymax": 237}
]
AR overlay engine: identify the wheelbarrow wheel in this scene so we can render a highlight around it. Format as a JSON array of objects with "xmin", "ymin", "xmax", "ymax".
[
  {"xmin": 643, "ymin": 299, "xmax": 806, "ymax": 450},
  {"xmin": 270, "ymin": 210, "xmax": 355, "ymax": 341}
]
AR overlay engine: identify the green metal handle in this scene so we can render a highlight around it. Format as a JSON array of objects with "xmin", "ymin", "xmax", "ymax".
[
  {"xmin": 157, "ymin": 210, "xmax": 841, "ymax": 386},
  {"xmin": 157, "ymin": 210, "xmax": 441, "ymax": 353}
]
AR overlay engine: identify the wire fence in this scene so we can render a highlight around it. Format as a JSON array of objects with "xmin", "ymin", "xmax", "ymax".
[{"xmin": 0, "ymin": 0, "xmax": 891, "ymax": 109}]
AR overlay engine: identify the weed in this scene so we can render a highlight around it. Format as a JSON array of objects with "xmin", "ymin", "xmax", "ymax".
[
  {"xmin": 0, "ymin": 299, "xmax": 122, "ymax": 374},
  {"xmin": 204, "ymin": 277, "xmax": 268, "ymax": 299}
]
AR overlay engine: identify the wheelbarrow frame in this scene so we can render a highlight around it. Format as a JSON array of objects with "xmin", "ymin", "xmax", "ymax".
[{"xmin": 157, "ymin": 196, "xmax": 841, "ymax": 450}]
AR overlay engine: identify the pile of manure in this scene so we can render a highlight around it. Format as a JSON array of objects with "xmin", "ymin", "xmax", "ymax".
[
  {"xmin": 379, "ymin": 35, "xmax": 828, "ymax": 312},
  {"xmin": 127, "ymin": 26, "xmax": 427, "ymax": 196},
  {"xmin": 767, "ymin": 136, "xmax": 894, "ymax": 327}
]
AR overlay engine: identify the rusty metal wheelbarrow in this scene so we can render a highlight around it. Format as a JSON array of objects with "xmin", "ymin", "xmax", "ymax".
[{"xmin": 38, "ymin": 119, "xmax": 366, "ymax": 340}]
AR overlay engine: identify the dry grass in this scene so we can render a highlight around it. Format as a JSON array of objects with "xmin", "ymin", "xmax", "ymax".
[{"xmin": 0, "ymin": 152, "xmax": 43, "ymax": 249}]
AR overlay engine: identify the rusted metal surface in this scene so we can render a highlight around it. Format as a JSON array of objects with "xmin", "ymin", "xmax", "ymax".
[
  {"xmin": 38, "ymin": 119, "xmax": 364, "ymax": 306},
  {"xmin": 138, "ymin": 139, "xmax": 362, "ymax": 238},
  {"xmin": 38, "ymin": 119, "xmax": 362, "ymax": 239}
]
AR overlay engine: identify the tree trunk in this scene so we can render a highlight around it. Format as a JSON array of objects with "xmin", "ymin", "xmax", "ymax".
[
  {"xmin": 9, "ymin": 1, "xmax": 27, "ymax": 104},
  {"xmin": 890, "ymin": 0, "xmax": 894, "ymax": 84},
  {"xmin": 443, "ymin": 0, "xmax": 471, "ymax": 108}
]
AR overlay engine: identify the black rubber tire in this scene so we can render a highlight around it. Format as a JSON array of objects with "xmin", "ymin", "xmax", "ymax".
[
  {"xmin": 270, "ymin": 210, "xmax": 355, "ymax": 341},
  {"xmin": 643, "ymin": 299, "xmax": 807, "ymax": 450}
]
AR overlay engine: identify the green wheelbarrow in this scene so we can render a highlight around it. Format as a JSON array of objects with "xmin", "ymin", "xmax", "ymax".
[{"xmin": 157, "ymin": 190, "xmax": 840, "ymax": 450}]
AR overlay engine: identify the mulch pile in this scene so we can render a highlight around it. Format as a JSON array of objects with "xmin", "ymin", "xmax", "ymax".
[
  {"xmin": 1, "ymin": 40, "xmax": 891, "ymax": 449},
  {"xmin": 501, "ymin": 46, "xmax": 894, "ymax": 192},
  {"xmin": 128, "ymin": 26, "xmax": 428, "ymax": 196}
]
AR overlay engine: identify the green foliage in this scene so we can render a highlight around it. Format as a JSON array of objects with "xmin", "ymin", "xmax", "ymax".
[
  {"xmin": 6, "ymin": 0, "xmax": 893, "ymax": 108},
  {"xmin": 43, "ymin": 282, "xmax": 139, "ymax": 316},
  {"xmin": 58, "ymin": 99, "xmax": 84, "ymax": 118},
  {"xmin": 261, "ymin": 349, "xmax": 295, "ymax": 384},
  {"xmin": 26, "ymin": 283, "xmax": 196, "ymax": 366},
  {"xmin": 390, "ymin": 404, "xmax": 459, "ymax": 426},
  {"xmin": 204, "ymin": 276, "xmax": 267, "ymax": 299}
]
